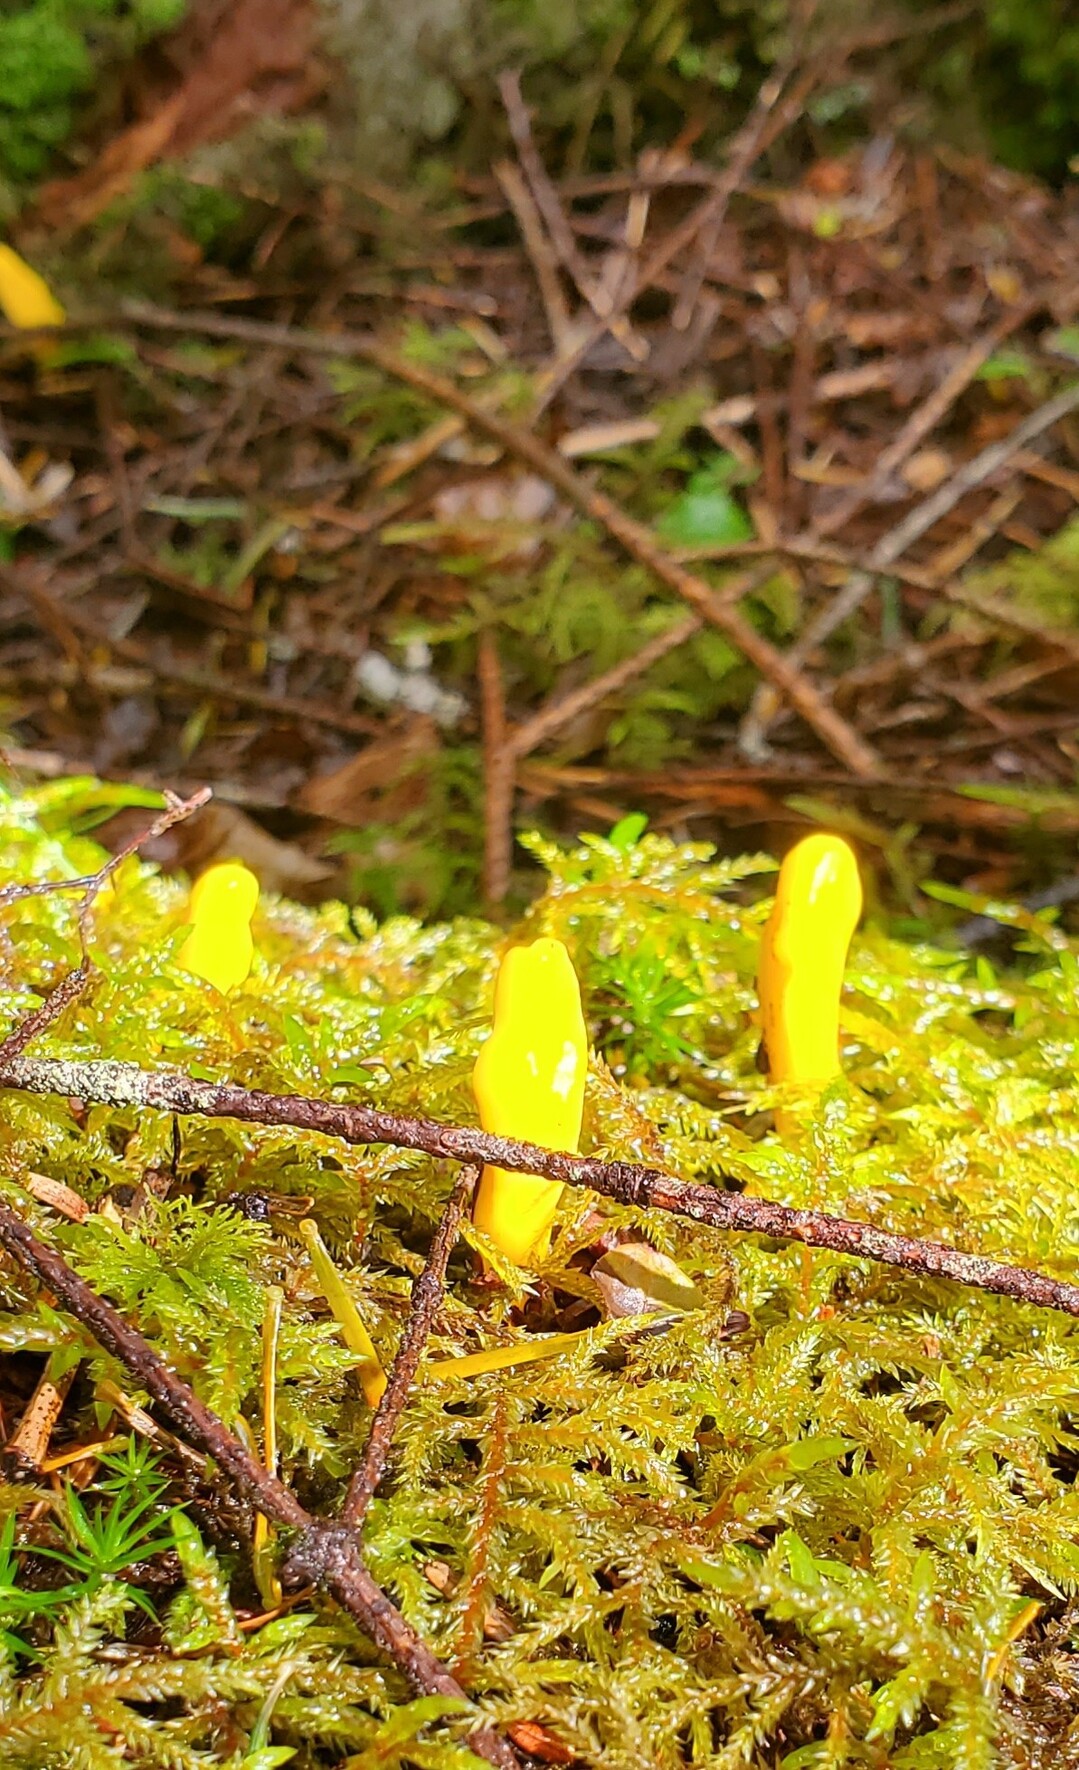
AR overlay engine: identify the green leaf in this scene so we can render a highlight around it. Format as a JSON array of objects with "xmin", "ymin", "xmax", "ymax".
[
  {"xmin": 975, "ymin": 348, "xmax": 1034, "ymax": 382},
  {"xmin": 783, "ymin": 1435, "xmax": 854, "ymax": 1473},
  {"xmin": 608, "ymin": 812, "xmax": 649, "ymax": 851},
  {"xmin": 144, "ymin": 495, "xmax": 250, "ymax": 522},
  {"xmin": 657, "ymin": 467, "xmax": 755, "ymax": 546},
  {"xmin": 44, "ymin": 333, "xmax": 136, "ymax": 368}
]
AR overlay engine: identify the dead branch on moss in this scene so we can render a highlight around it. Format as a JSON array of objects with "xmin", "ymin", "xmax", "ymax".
[
  {"xmin": 0, "ymin": 1196, "xmax": 520, "ymax": 1770},
  {"xmin": 3, "ymin": 1048, "xmax": 1079, "ymax": 1319},
  {"xmin": 342, "ymin": 1164, "xmax": 478, "ymax": 1529}
]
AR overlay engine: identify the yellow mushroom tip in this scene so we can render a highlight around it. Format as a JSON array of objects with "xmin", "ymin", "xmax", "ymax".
[
  {"xmin": 187, "ymin": 860, "xmax": 260, "ymax": 922},
  {"xmin": 180, "ymin": 861, "xmax": 260, "ymax": 993},
  {"xmin": 758, "ymin": 832, "xmax": 863, "ymax": 1095},
  {"xmin": 773, "ymin": 832, "xmax": 862, "ymax": 933},
  {"xmin": 494, "ymin": 935, "xmax": 580, "ymax": 1009},
  {"xmin": 0, "ymin": 242, "xmax": 66, "ymax": 331}
]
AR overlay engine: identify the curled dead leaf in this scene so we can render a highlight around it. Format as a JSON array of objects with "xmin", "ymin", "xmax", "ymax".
[
  {"xmin": 298, "ymin": 719, "xmax": 439, "ymax": 824},
  {"xmin": 506, "ymin": 1720, "xmax": 576, "ymax": 1765},
  {"xmin": 591, "ymin": 1242, "xmax": 704, "ymax": 1319}
]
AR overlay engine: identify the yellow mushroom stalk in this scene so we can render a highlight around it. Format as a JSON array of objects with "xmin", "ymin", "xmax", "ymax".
[
  {"xmin": 179, "ymin": 861, "xmax": 259, "ymax": 994},
  {"xmin": 472, "ymin": 937, "xmax": 587, "ymax": 1267},
  {"xmin": 0, "ymin": 243, "xmax": 66, "ymax": 332},
  {"xmin": 757, "ymin": 833, "xmax": 862, "ymax": 1105}
]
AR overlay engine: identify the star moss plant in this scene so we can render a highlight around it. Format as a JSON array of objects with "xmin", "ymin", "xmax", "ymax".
[{"xmin": 1, "ymin": 774, "xmax": 1079, "ymax": 1767}]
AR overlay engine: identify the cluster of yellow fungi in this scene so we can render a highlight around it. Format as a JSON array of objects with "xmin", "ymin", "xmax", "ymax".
[
  {"xmin": 472, "ymin": 831, "xmax": 862, "ymax": 1265},
  {"xmin": 176, "ymin": 836, "xmax": 862, "ymax": 1261},
  {"xmin": 1, "ymin": 242, "xmax": 866, "ymax": 1377}
]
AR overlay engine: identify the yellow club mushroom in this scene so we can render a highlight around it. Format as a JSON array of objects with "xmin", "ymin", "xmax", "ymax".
[
  {"xmin": 0, "ymin": 242, "xmax": 66, "ymax": 332},
  {"xmin": 757, "ymin": 833, "xmax": 862, "ymax": 1108},
  {"xmin": 179, "ymin": 861, "xmax": 259, "ymax": 994},
  {"xmin": 472, "ymin": 936, "xmax": 587, "ymax": 1267}
]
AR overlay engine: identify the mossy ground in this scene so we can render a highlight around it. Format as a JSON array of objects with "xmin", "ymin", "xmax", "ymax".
[{"xmin": 1, "ymin": 777, "xmax": 1079, "ymax": 1765}]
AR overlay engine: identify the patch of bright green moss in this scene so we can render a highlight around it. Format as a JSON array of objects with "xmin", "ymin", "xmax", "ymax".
[
  {"xmin": 1, "ymin": 776, "xmax": 1079, "ymax": 1765},
  {"xmin": 0, "ymin": 0, "xmax": 184, "ymax": 185}
]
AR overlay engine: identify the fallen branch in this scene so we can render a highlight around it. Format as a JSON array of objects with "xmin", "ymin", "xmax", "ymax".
[{"xmin": 2, "ymin": 1051, "xmax": 1078, "ymax": 1319}]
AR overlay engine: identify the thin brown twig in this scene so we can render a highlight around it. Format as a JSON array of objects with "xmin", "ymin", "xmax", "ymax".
[
  {"xmin": 485, "ymin": 608, "xmax": 742, "ymax": 898},
  {"xmin": 492, "ymin": 159, "xmax": 577, "ymax": 357},
  {"xmin": 342, "ymin": 1165, "xmax": 478, "ymax": 1529},
  {"xmin": 509, "ymin": 610, "xmax": 703, "ymax": 759},
  {"xmin": 117, "ymin": 302, "xmax": 881, "ymax": 777},
  {"xmin": 0, "ymin": 1198, "xmax": 519, "ymax": 1770},
  {"xmin": 478, "ymin": 631, "xmax": 514, "ymax": 908},
  {"xmin": 516, "ymin": 758, "xmax": 1079, "ymax": 837},
  {"xmin": 668, "ymin": 57, "xmax": 823, "ymax": 333},
  {"xmin": 0, "ymin": 786, "xmax": 211, "ymax": 922},
  {"xmin": 497, "ymin": 69, "xmax": 648, "ymax": 363},
  {"xmin": 867, "ymin": 376, "xmax": 1079, "ymax": 569},
  {"xmin": 0, "ymin": 787, "xmax": 211, "ymax": 1063},
  {"xmin": 2, "ymin": 1052, "xmax": 1078, "ymax": 1319},
  {"xmin": 817, "ymin": 304, "xmax": 1042, "ymax": 543},
  {"xmin": 0, "ymin": 963, "xmax": 94, "ymax": 1066},
  {"xmin": 498, "ymin": 71, "xmax": 601, "ymax": 311},
  {"xmin": 666, "ymin": 532, "xmax": 1079, "ymax": 664},
  {"xmin": 451, "ymin": 1389, "xmax": 509, "ymax": 1684},
  {"xmin": 0, "ymin": 566, "xmax": 378, "ymax": 739},
  {"xmin": 557, "ymin": 59, "xmax": 822, "ymax": 372}
]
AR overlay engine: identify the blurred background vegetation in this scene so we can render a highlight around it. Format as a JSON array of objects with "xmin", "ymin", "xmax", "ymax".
[{"xmin": 0, "ymin": 0, "xmax": 1077, "ymax": 209}]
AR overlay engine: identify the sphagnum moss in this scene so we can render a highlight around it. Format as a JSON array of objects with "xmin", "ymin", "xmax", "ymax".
[{"xmin": 1, "ymin": 777, "xmax": 1079, "ymax": 1766}]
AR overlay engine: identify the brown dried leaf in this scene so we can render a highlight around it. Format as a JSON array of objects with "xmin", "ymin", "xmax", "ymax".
[
  {"xmin": 901, "ymin": 448, "xmax": 953, "ymax": 493},
  {"xmin": 26, "ymin": 1173, "xmax": 89, "ymax": 1223},
  {"xmin": 297, "ymin": 719, "xmax": 438, "ymax": 824},
  {"xmin": 142, "ymin": 799, "xmax": 333, "ymax": 896},
  {"xmin": 38, "ymin": 0, "xmax": 320, "ymax": 229},
  {"xmin": 591, "ymin": 1243, "xmax": 704, "ymax": 1319},
  {"xmin": 506, "ymin": 1721, "xmax": 576, "ymax": 1765}
]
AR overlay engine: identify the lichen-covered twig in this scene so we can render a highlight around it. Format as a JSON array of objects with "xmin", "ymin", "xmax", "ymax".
[
  {"xmin": 0, "ymin": 787, "xmax": 211, "ymax": 930},
  {"xmin": 0, "ymin": 1196, "xmax": 519, "ymax": 1770},
  {"xmin": 2, "ymin": 1052, "xmax": 1079, "ymax": 1320},
  {"xmin": 342, "ymin": 1165, "xmax": 478, "ymax": 1529}
]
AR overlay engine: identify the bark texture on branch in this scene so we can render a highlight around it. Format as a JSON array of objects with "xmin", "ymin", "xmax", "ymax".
[{"xmin": 3, "ymin": 1053, "xmax": 1078, "ymax": 1318}]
